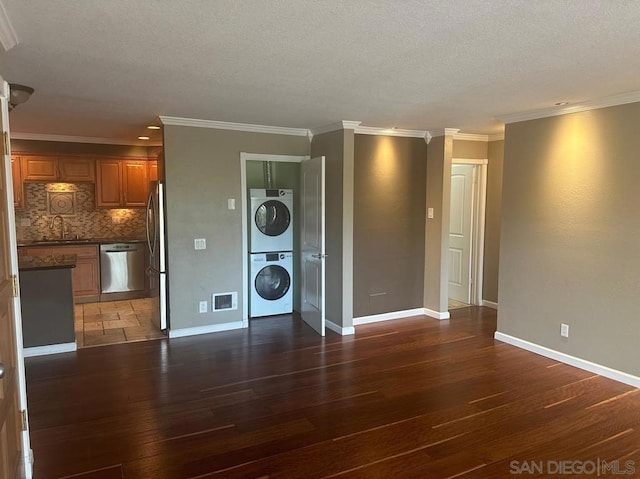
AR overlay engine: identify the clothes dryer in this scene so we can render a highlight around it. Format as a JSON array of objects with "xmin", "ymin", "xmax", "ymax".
[{"xmin": 250, "ymin": 189, "xmax": 293, "ymax": 252}]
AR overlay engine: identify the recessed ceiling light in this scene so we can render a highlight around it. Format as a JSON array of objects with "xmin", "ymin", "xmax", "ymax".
[
  {"xmin": 147, "ymin": 125, "xmax": 161, "ymax": 130},
  {"xmin": 555, "ymin": 101, "xmax": 569, "ymax": 106},
  {"xmin": 138, "ymin": 136, "xmax": 150, "ymax": 140}
]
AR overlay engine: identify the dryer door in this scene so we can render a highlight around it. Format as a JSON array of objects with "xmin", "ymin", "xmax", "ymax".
[
  {"xmin": 255, "ymin": 265, "xmax": 291, "ymax": 300},
  {"xmin": 255, "ymin": 200, "xmax": 291, "ymax": 237}
]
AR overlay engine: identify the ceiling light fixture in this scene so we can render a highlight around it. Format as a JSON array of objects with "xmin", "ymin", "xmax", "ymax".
[
  {"xmin": 138, "ymin": 136, "xmax": 150, "ymax": 140},
  {"xmin": 555, "ymin": 101, "xmax": 569, "ymax": 106},
  {"xmin": 8, "ymin": 83, "xmax": 35, "ymax": 111},
  {"xmin": 147, "ymin": 125, "xmax": 161, "ymax": 130}
]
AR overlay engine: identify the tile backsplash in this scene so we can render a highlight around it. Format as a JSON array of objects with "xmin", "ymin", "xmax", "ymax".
[{"xmin": 15, "ymin": 183, "xmax": 146, "ymax": 241}]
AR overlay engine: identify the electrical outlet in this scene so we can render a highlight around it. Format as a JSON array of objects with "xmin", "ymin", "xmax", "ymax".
[
  {"xmin": 199, "ymin": 301, "xmax": 208, "ymax": 313},
  {"xmin": 560, "ymin": 323, "xmax": 569, "ymax": 338},
  {"xmin": 194, "ymin": 238, "xmax": 206, "ymax": 250},
  {"xmin": 20, "ymin": 218, "xmax": 31, "ymax": 227}
]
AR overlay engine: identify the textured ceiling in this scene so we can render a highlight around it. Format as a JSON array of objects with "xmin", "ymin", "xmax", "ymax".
[{"xmin": 1, "ymin": 0, "xmax": 640, "ymax": 144}]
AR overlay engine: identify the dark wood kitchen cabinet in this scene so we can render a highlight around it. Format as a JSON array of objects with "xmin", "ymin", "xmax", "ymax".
[
  {"xmin": 21, "ymin": 155, "xmax": 95, "ymax": 182},
  {"xmin": 96, "ymin": 159, "xmax": 148, "ymax": 208}
]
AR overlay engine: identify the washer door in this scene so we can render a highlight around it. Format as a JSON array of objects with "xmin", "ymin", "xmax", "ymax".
[
  {"xmin": 255, "ymin": 265, "xmax": 291, "ymax": 300},
  {"xmin": 255, "ymin": 200, "xmax": 291, "ymax": 237}
]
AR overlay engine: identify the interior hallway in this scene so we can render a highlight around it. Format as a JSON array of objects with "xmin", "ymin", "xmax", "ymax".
[{"xmin": 25, "ymin": 307, "xmax": 639, "ymax": 478}]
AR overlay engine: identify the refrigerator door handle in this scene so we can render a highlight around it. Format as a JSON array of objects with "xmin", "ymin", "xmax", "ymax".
[{"xmin": 146, "ymin": 191, "xmax": 156, "ymax": 258}]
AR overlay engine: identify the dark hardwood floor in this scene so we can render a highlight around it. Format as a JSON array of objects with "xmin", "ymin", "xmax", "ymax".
[{"xmin": 25, "ymin": 307, "xmax": 639, "ymax": 478}]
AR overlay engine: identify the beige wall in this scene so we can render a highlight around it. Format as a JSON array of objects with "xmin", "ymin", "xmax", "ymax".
[
  {"xmin": 310, "ymin": 129, "xmax": 354, "ymax": 328},
  {"xmin": 498, "ymin": 102, "xmax": 640, "ymax": 376},
  {"xmin": 452, "ymin": 139, "xmax": 487, "ymax": 159},
  {"xmin": 483, "ymin": 140, "xmax": 504, "ymax": 302},
  {"xmin": 353, "ymin": 135, "xmax": 426, "ymax": 316},
  {"xmin": 163, "ymin": 126, "xmax": 309, "ymax": 330}
]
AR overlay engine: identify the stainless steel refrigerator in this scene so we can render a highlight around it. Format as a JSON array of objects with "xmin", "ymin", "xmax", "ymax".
[{"xmin": 146, "ymin": 180, "xmax": 167, "ymax": 330}]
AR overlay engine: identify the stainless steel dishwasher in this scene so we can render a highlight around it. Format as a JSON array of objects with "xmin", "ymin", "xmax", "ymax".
[{"xmin": 100, "ymin": 243, "xmax": 146, "ymax": 293}]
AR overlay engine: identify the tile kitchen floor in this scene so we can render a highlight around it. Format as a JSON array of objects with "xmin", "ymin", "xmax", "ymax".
[{"xmin": 74, "ymin": 298, "xmax": 165, "ymax": 348}]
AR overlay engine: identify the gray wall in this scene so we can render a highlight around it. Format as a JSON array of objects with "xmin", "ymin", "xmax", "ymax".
[
  {"xmin": 310, "ymin": 129, "xmax": 354, "ymax": 328},
  {"xmin": 353, "ymin": 135, "xmax": 426, "ymax": 316},
  {"xmin": 498, "ymin": 102, "xmax": 640, "ymax": 376},
  {"xmin": 423, "ymin": 135, "xmax": 453, "ymax": 313},
  {"xmin": 246, "ymin": 160, "xmax": 301, "ymax": 310},
  {"xmin": 484, "ymin": 140, "xmax": 504, "ymax": 303},
  {"xmin": 163, "ymin": 126, "xmax": 309, "ymax": 330}
]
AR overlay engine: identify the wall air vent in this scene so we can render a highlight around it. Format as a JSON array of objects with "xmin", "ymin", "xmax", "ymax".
[{"xmin": 212, "ymin": 292, "xmax": 238, "ymax": 312}]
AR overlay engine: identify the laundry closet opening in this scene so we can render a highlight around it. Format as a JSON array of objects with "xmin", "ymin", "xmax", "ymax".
[{"xmin": 243, "ymin": 157, "xmax": 302, "ymax": 322}]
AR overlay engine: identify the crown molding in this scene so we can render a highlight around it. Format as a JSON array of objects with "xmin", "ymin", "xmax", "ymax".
[
  {"xmin": 160, "ymin": 116, "xmax": 309, "ymax": 137},
  {"xmin": 498, "ymin": 90, "xmax": 640, "ymax": 124},
  {"xmin": 10, "ymin": 132, "xmax": 161, "ymax": 147},
  {"xmin": 310, "ymin": 121, "xmax": 361, "ymax": 137},
  {"xmin": 488, "ymin": 132, "xmax": 505, "ymax": 141},
  {"xmin": 452, "ymin": 132, "xmax": 489, "ymax": 142},
  {"xmin": 354, "ymin": 125, "xmax": 429, "ymax": 139},
  {"xmin": 0, "ymin": 0, "xmax": 18, "ymax": 51},
  {"xmin": 428, "ymin": 128, "xmax": 460, "ymax": 138}
]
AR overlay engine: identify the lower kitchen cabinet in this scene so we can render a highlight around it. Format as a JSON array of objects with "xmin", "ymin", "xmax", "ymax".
[{"xmin": 21, "ymin": 245, "xmax": 100, "ymax": 302}]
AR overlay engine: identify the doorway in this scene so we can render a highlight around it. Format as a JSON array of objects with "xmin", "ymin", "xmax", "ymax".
[{"xmin": 447, "ymin": 159, "xmax": 487, "ymax": 309}]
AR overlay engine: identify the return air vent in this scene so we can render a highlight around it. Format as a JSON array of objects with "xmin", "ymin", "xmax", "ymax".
[{"xmin": 212, "ymin": 292, "xmax": 238, "ymax": 312}]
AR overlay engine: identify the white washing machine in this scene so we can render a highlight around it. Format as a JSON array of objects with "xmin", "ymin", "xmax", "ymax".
[
  {"xmin": 250, "ymin": 252, "xmax": 293, "ymax": 317},
  {"xmin": 250, "ymin": 188, "xmax": 293, "ymax": 253}
]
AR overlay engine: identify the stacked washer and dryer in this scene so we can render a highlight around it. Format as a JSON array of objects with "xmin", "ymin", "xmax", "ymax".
[{"xmin": 249, "ymin": 189, "xmax": 294, "ymax": 317}]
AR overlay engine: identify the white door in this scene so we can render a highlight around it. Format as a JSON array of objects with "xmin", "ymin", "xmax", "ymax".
[
  {"xmin": 0, "ymin": 79, "xmax": 32, "ymax": 478},
  {"xmin": 300, "ymin": 156, "xmax": 325, "ymax": 336},
  {"xmin": 448, "ymin": 164, "xmax": 475, "ymax": 304}
]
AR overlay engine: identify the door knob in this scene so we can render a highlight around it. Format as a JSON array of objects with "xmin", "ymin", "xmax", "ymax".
[{"xmin": 0, "ymin": 363, "xmax": 5, "ymax": 379}]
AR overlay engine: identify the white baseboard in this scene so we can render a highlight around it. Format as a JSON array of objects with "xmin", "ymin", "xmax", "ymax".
[
  {"xmin": 353, "ymin": 308, "xmax": 426, "ymax": 326},
  {"xmin": 23, "ymin": 342, "xmax": 77, "ymax": 358},
  {"xmin": 169, "ymin": 321, "xmax": 245, "ymax": 339},
  {"xmin": 424, "ymin": 308, "xmax": 450, "ymax": 320},
  {"xmin": 325, "ymin": 320, "xmax": 355, "ymax": 336},
  {"xmin": 353, "ymin": 307, "xmax": 450, "ymax": 326},
  {"xmin": 481, "ymin": 299, "xmax": 498, "ymax": 309},
  {"xmin": 494, "ymin": 332, "xmax": 640, "ymax": 388}
]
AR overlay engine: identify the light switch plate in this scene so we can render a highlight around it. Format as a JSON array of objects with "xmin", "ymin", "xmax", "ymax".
[
  {"xmin": 194, "ymin": 238, "xmax": 206, "ymax": 250},
  {"xmin": 199, "ymin": 301, "xmax": 208, "ymax": 313},
  {"xmin": 427, "ymin": 208, "xmax": 434, "ymax": 219},
  {"xmin": 227, "ymin": 198, "xmax": 235, "ymax": 210},
  {"xmin": 560, "ymin": 323, "xmax": 569, "ymax": 338}
]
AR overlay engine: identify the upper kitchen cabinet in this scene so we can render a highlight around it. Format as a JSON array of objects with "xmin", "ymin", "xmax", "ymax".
[
  {"xmin": 148, "ymin": 160, "xmax": 158, "ymax": 183},
  {"xmin": 96, "ymin": 159, "xmax": 148, "ymax": 208},
  {"xmin": 21, "ymin": 155, "xmax": 95, "ymax": 182},
  {"xmin": 11, "ymin": 155, "xmax": 24, "ymax": 209}
]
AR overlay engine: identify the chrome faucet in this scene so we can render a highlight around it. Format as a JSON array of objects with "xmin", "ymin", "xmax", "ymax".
[{"xmin": 49, "ymin": 215, "xmax": 65, "ymax": 239}]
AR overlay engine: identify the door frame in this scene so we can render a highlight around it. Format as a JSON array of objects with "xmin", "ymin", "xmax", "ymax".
[
  {"xmin": 449, "ymin": 158, "xmax": 488, "ymax": 306},
  {"xmin": 239, "ymin": 153, "xmax": 309, "ymax": 326},
  {"xmin": 1, "ymin": 78, "xmax": 33, "ymax": 478}
]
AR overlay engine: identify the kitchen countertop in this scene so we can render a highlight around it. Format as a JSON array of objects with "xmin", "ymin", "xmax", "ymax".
[
  {"xmin": 19, "ymin": 254, "xmax": 78, "ymax": 271},
  {"xmin": 18, "ymin": 237, "xmax": 146, "ymax": 247}
]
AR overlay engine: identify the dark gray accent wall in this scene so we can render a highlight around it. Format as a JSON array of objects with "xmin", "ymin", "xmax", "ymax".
[
  {"xmin": 353, "ymin": 135, "xmax": 426, "ymax": 317},
  {"xmin": 498, "ymin": 102, "xmax": 640, "ymax": 377}
]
